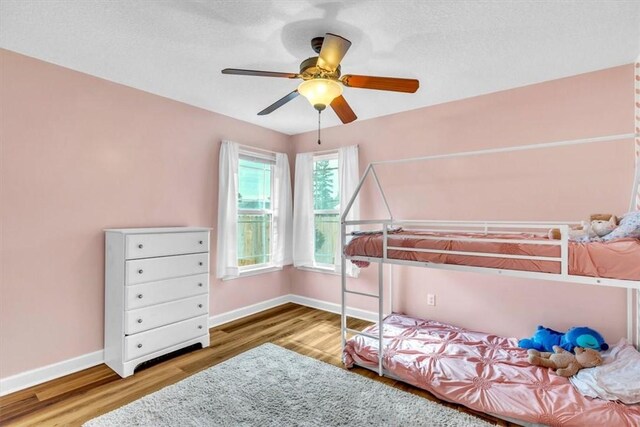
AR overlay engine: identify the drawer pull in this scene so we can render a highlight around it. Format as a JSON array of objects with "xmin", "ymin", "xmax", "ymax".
[
  {"xmin": 137, "ymin": 318, "xmax": 143, "ymax": 324},
  {"xmin": 199, "ymin": 262, "xmax": 203, "ymax": 266},
  {"xmin": 137, "ymin": 344, "xmax": 143, "ymax": 348},
  {"xmin": 198, "ymin": 283, "xmax": 203, "ymax": 287},
  {"xmin": 138, "ymin": 244, "xmax": 144, "ymax": 249},
  {"xmin": 138, "ymin": 269, "xmax": 143, "ymax": 274},
  {"xmin": 198, "ymin": 304, "xmax": 203, "ymax": 308},
  {"xmin": 199, "ymin": 240, "xmax": 203, "ymax": 244},
  {"xmin": 198, "ymin": 325, "xmax": 203, "ymax": 329},
  {"xmin": 137, "ymin": 294, "xmax": 143, "ymax": 299}
]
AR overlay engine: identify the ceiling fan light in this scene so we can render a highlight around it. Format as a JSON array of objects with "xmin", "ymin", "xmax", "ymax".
[{"xmin": 297, "ymin": 79, "xmax": 342, "ymax": 110}]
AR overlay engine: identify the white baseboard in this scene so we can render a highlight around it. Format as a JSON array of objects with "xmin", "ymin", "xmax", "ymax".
[
  {"xmin": 0, "ymin": 349, "xmax": 104, "ymax": 397},
  {"xmin": 0, "ymin": 293, "xmax": 371, "ymax": 396},
  {"xmin": 208, "ymin": 295, "xmax": 291, "ymax": 327},
  {"xmin": 289, "ymin": 294, "xmax": 378, "ymax": 322}
]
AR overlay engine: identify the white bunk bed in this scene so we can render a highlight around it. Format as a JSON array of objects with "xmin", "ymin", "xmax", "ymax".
[{"xmin": 340, "ymin": 132, "xmax": 640, "ymax": 379}]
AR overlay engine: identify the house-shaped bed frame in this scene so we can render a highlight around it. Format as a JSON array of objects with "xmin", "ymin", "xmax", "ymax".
[{"xmin": 340, "ymin": 132, "xmax": 640, "ymax": 377}]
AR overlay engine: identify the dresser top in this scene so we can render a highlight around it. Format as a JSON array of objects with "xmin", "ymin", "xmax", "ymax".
[{"xmin": 104, "ymin": 227, "xmax": 211, "ymax": 234}]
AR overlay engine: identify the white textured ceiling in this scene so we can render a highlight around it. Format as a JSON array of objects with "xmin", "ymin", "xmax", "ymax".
[{"xmin": 1, "ymin": 1, "xmax": 639, "ymax": 135}]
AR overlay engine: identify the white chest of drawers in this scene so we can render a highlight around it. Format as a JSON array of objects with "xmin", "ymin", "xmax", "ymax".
[{"xmin": 104, "ymin": 227, "xmax": 211, "ymax": 377}]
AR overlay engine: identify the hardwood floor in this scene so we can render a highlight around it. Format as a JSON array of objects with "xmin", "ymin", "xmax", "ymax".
[{"xmin": 0, "ymin": 303, "xmax": 511, "ymax": 426}]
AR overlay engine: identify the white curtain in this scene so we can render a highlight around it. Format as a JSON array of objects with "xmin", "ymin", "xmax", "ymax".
[
  {"xmin": 292, "ymin": 153, "xmax": 315, "ymax": 267},
  {"xmin": 216, "ymin": 141, "xmax": 240, "ymax": 279},
  {"xmin": 336, "ymin": 145, "xmax": 360, "ymax": 277},
  {"xmin": 272, "ymin": 153, "xmax": 293, "ymax": 267}
]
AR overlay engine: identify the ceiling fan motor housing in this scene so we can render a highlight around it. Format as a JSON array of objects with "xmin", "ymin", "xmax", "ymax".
[{"xmin": 299, "ymin": 57, "xmax": 341, "ymax": 79}]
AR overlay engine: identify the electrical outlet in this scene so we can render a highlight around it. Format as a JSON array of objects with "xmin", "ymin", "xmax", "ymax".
[{"xmin": 427, "ymin": 293, "xmax": 436, "ymax": 306}]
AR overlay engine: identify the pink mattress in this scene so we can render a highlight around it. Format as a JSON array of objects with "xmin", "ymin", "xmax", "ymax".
[
  {"xmin": 344, "ymin": 230, "xmax": 640, "ymax": 281},
  {"xmin": 344, "ymin": 313, "xmax": 640, "ymax": 426}
]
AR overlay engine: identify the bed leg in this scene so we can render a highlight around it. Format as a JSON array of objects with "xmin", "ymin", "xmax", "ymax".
[
  {"xmin": 341, "ymin": 223, "xmax": 347, "ymax": 355},
  {"xmin": 378, "ymin": 261, "xmax": 384, "ymax": 376},
  {"xmin": 627, "ymin": 288, "xmax": 639, "ymax": 350},
  {"xmin": 633, "ymin": 288, "xmax": 640, "ymax": 350},
  {"xmin": 389, "ymin": 263, "xmax": 393, "ymax": 316},
  {"xmin": 628, "ymin": 288, "xmax": 637, "ymax": 348}
]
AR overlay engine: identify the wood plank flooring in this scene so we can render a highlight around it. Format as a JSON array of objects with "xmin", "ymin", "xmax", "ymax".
[{"xmin": 0, "ymin": 303, "xmax": 511, "ymax": 426}]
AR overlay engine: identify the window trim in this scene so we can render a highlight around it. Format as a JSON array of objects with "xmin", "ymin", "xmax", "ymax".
[
  {"xmin": 223, "ymin": 265, "xmax": 283, "ymax": 281},
  {"xmin": 237, "ymin": 149, "xmax": 275, "ymax": 272},
  {"xmin": 296, "ymin": 265, "xmax": 340, "ymax": 276},
  {"xmin": 313, "ymin": 152, "xmax": 338, "ymax": 162},
  {"xmin": 239, "ymin": 148, "xmax": 277, "ymax": 165}
]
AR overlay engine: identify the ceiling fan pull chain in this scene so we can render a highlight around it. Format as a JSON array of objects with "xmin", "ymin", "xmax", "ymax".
[{"xmin": 317, "ymin": 109, "xmax": 322, "ymax": 145}]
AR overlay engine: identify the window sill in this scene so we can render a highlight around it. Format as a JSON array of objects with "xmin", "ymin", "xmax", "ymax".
[
  {"xmin": 297, "ymin": 265, "xmax": 339, "ymax": 276},
  {"xmin": 223, "ymin": 265, "xmax": 283, "ymax": 281},
  {"xmin": 296, "ymin": 265, "xmax": 359, "ymax": 278}
]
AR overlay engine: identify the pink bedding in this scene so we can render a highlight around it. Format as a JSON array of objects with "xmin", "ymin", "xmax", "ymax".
[
  {"xmin": 344, "ymin": 313, "xmax": 640, "ymax": 426},
  {"xmin": 344, "ymin": 230, "xmax": 640, "ymax": 281}
]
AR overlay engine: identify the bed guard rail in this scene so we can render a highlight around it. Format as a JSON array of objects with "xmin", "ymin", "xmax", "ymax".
[{"xmin": 343, "ymin": 219, "xmax": 574, "ymax": 275}]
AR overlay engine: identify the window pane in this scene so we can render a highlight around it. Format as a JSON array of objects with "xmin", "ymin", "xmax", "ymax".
[
  {"xmin": 314, "ymin": 213, "xmax": 339, "ymax": 265},
  {"xmin": 238, "ymin": 158, "xmax": 272, "ymax": 210},
  {"xmin": 237, "ymin": 214, "xmax": 271, "ymax": 267},
  {"xmin": 313, "ymin": 159, "xmax": 339, "ymax": 210}
]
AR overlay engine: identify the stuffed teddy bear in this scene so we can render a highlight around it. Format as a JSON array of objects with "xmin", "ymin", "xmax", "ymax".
[
  {"xmin": 518, "ymin": 325, "xmax": 609, "ymax": 353},
  {"xmin": 548, "ymin": 214, "xmax": 618, "ymax": 241},
  {"xmin": 528, "ymin": 346, "xmax": 603, "ymax": 377}
]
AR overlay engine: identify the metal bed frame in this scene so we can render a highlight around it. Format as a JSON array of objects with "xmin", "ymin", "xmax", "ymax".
[{"xmin": 340, "ymin": 132, "xmax": 640, "ymax": 377}]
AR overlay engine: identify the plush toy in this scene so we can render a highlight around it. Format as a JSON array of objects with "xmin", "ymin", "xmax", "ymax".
[
  {"xmin": 528, "ymin": 346, "xmax": 603, "ymax": 377},
  {"xmin": 518, "ymin": 325, "xmax": 565, "ymax": 352},
  {"xmin": 518, "ymin": 325, "xmax": 609, "ymax": 353},
  {"xmin": 563, "ymin": 327, "xmax": 609, "ymax": 351},
  {"xmin": 548, "ymin": 214, "xmax": 618, "ymax": 241},
  {"xmin": 601, "ymin": 211, "xmax": 640, "ymax": 242}
]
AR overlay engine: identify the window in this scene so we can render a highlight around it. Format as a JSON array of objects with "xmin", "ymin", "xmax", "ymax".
[
  {"xmin": 237, "ymin": 153, "xmax": 274, "ymax": 269},
  {"xmin": 292, "ymin": 146, "xmax": 357, "ymax": 275},
  {"xmin": 313, "ymin": 154, "xmax": 340, "ymax": 267}
]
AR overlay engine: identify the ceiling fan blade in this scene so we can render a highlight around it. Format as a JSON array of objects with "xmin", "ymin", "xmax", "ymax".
[
  {"xmin": 341, "ymin": 75, "xmax": 419, "ymax": 93},
  {"xmin": 257, "ymin": 90, "xmax": 300, "ymax": 115},
  {"xmin": 330, "ymin": 95, "xmax": 357, "ymax": 124},
  {"xmin": 221, "ymin": 68, "xmax": 299, "ymax": 79},
  {"xmin": 317, "ymin": 33, "xmax": 352, "ymax": 72}
]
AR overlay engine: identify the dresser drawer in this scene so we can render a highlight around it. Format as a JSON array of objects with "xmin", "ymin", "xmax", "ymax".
[
  {"xmin": 125, "ymin": 294, "xmax": 208, "ymax": 335},
  {"xmin": 125, "ymin": 253, "xmax": 209, "ymax": 285},
  {"xmin": 126, "ymin": 232, "xmax": 209, "ymax": 260},
  {"xmin": 124, "ymin": 315, "xmax": 208, "ymax": 361},
  {"xmin": 125, "ymin": 274, "xmax": 208, "ymax": 310}
]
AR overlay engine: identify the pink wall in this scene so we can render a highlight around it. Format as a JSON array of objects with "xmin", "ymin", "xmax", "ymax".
[
  {"xmin": 0, "ymin": 49, "xmax": 293, "ymax": 378},
  {"xmin": 0, "ymin": 48, "xmax": 635, "ymax": 383},
  {"xmin": 290, "ymin": 64, "xmax": 635, "ymax": 343}
]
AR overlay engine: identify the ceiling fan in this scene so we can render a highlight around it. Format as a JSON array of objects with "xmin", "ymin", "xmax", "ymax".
[{"xmin": 221, "ymin": 33, "xmax": 420, "ymax": 128}]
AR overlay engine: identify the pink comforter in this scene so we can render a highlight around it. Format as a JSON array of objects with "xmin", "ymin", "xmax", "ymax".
[
  {"xmin": 344, "ymin": 313, "xmax": 640, "ymax": 426},
  {"xmin": 344, "ymin": 230, "xmax": 640, "ymax": 281}
]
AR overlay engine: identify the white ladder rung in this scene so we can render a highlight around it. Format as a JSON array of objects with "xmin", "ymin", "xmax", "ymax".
[
  {"xmin": 344, "ymin": 289, "xmax": 380, "ymax": 299},
  {"xmin": 345, "ymin": 328, "xmax": 381, "ymax": 340}
]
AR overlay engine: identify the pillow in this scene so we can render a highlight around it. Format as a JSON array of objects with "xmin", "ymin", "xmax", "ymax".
[
  {"xmin": 601, "ymin": 211, "xmax": 640, "ymax": 241},
  {"xmin": 570, "ymin": 339, "xmax": 640, "ymax": 404}
]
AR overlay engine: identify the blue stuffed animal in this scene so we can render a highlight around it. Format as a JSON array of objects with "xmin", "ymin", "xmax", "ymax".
[{"xmin": 518, "ymin": 325, "xmax": 609, "ymax": 353}]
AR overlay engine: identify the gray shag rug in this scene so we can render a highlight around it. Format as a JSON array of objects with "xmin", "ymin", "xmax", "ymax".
[{"xmin": 84, "ymin": 343, "xmax": 491, "ymax": 427}]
